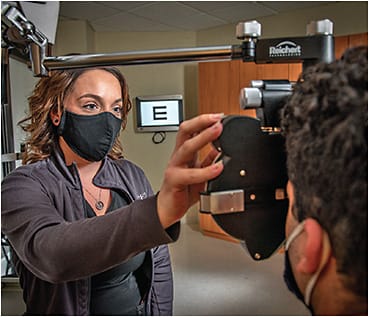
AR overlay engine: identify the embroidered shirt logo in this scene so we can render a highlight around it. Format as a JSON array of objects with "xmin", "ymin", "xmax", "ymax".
[{"xmin": 137, "ymin": 192, "xmax": 147, "ymax": 200}]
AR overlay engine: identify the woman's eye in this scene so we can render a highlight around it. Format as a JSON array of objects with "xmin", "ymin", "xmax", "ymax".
[
  {"xmin": 113, "ymin": 105, "xmax": 123, "ymax": 114},
  {"xmin": 83, "ymin": 103, "xmax": 98, "ymax": 110}
]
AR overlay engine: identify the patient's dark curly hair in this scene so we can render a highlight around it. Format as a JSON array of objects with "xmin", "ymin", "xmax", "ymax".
[{"xmin": 281, "ymin": 46, "xmax": 368, "ymax": 297}]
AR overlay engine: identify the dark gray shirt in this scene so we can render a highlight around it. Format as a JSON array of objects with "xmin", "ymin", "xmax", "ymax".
[
  {"xmin": 87, "ymin": 190, "xmax": 146, "ymax": 316},
  {"xmin": 1, "ymin": 149, "xmax": 179, "ymax": 315}
]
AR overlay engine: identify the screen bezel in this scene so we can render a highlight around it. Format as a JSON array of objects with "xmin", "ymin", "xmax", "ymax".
[{"xmin": 135, "ymin": 94, "xmax": 184, "ymax": 132}]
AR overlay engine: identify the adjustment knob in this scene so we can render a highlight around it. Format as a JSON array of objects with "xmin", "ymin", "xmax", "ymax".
[
  {"xmin": 240, "ymin": 87, "xmax": 262, "ymax": 109},
  {"xmin": 236, "ymin": 20, "xmax": 261, "ymax": 40},
  {"xmin": 306, "ymin": 19, "xmax": 333, "ymax": 36}
]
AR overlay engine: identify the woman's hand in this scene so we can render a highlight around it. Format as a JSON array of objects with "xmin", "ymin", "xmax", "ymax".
[{"xmin": 157, "ymin": 113, "xmax": 224, "ymax": 228}]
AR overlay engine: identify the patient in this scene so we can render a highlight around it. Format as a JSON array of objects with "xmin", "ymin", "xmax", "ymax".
[{"xmin": 281, "ymin": 45, "xmax": 368, "ymax": 315}]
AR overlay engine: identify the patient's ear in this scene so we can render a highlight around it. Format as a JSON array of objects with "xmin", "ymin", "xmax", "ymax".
[{"xmin": 296, "ymin": 218, "xmax": 324, "ymax": 274}]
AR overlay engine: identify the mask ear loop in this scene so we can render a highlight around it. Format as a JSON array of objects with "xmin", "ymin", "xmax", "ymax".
[
  {"xmin": 304, "ymin": 231, "xmax": 331, "ymax": 306},
  {"xmin": 285, "ymin": 220, "xmax": 305, "ymax": 250},
  {"xmin": 57, "ymin": 111, "xmax": 66, "ymax": 136}
]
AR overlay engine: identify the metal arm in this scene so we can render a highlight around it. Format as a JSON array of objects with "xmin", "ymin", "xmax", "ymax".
[{"xmin": 43, "ymin": 45, "xmax": 243, "ymax": 70}]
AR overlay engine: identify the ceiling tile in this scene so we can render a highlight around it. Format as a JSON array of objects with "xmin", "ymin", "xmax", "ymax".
[
  {"xmin": 210, "ymin": 2, "xmax": 277, "ymax": 23},
  {"xmin": 124, "ymin": 1, "xmax": 227, "ymax": 31},
  {"xmin": 170, "ymin": 13, "xmax": 227, "ymax": 31},
  {"xmin": 92, "ymin": 11, "xmax": 174, "ymax": 32},
  {"xmin": 58, "ymin": 1, "xmax": 337, "ymax": 32},
  {"xmin": 259, "ymin": 1, "xmax": 331, "ymax": 13},
  {"xmin": 96, "ymin": 1, "xmax": 155, "ymax": 12},
  {"xmin": 131, "ymin": 2, "xmax": 204, "ymax": 22},
  {"xmin": 183, "ymin": 1, "xmax": 254, "ymax": 13},
  {"xmin": 59, "ymin": 1, "xmax": 119, "ymax": 21}
]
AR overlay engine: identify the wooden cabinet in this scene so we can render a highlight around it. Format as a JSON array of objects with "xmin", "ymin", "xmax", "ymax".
[
  {"xmin": 335, "ymin": 33, "xmax": 368, "ymax": 59},
  {"xmin": 198, "ymin": 60, "xmax": 301, "ymax": 118},
  {"xmin": 198, "ymin": 33, "xmax": 367, "ymax": 242}
]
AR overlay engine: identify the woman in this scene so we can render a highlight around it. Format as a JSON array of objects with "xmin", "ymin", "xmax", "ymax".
[{"xmin": 1, "ymin": 67, "xmax": 224, "ymax": 315}]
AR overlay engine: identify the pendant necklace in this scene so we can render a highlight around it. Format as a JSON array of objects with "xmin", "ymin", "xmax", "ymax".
[{"xmin": 84, "ymin": 187, "xmax": 104, "ymax": 211}]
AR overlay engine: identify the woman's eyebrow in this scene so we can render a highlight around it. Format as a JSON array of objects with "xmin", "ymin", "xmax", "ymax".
[
  {"xmin": 114, "ymin": 98, "xmax": 123, "ymax": 104},
  {"xmin": 78, "ymin": 93, "xmax": 102, "ymax": 102},
  {"xmin": 78, "ymin": 94, "xmax": 123, "ymax": 104}
]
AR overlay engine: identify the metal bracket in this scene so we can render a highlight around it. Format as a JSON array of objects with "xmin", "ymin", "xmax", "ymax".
[
  {"xmin": 200, "ymin": 190, "xmax": 245, "ymax": 214},
  {"xmin": 2, "ymin": 2, "xmax": 49, "ymax": 76}
]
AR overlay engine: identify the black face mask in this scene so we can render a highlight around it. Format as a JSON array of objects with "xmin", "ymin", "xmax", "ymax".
[
  {"xmin": 283, "ymin": 251, "xmax": 305, "ymax": 302},
  {"xmin": 283, "ymin": 220, "xmax": 315, "ymax": 314},
  {"xmin": 57, "ymin": 110, "xmax": 122, "ymax": 162}
]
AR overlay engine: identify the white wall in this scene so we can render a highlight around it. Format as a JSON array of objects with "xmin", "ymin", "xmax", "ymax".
[
  {"xmin": 54, "ymin": 20, "xmax": 95, "ymax": 54},
  {"xmin": 7, "ymin": 58, "xmax": 38, "ymax": 170}
]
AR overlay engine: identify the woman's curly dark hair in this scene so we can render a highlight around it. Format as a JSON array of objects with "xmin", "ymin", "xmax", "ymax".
[
  {"xmin": 19, "ymin": 67, "xmax": 132, "ymax": 164},
  {"xmin": 281, "ymin": 46, "xmax": 368, "ymax": 297}
]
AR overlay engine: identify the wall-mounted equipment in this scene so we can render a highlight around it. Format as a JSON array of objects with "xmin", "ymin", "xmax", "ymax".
[{"xmin": 135, "ymin": 94, "xmax": 184, "ymax": 133}]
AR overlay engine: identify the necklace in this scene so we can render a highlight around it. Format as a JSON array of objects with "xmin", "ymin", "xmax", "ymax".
[{"xmin": 84, "ymin": 187, "xmax": 104, "ymax": 211}]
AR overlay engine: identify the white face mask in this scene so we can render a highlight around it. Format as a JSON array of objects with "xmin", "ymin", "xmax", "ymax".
[{"xmin": 285, "ymin": 220, "xmax": 331, "ymax": 306}]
